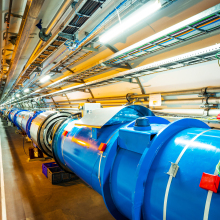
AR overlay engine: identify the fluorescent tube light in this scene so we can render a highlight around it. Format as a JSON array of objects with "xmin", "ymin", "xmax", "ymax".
[
  {"xmin": 99, "ymin": 0, "xmax": 161, "ymax": 43},
  {"xmin": 24, "ymin": 88, "xmax": 29, "ymax": 93},
  {"xmin": 40, "ymin": 75, "xmax": 51, "ymax": 83}
]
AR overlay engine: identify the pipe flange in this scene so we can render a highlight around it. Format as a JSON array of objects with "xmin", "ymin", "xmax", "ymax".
[
  {"xmin": 39, "ymin": 28, "xmax": 52, "ymax": 42},
  {"xmin": 199, "ymin": 87, "xmax": 215, "ymax": 98},
  {"xmin": 126, "ymin": 93, "xmax": 136, "ymax": 103}
]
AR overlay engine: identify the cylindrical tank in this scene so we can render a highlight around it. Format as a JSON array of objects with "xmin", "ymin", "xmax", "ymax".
[
  {"xmin": 29, "ymin": 111, "xmax": 75, "ymax": 157},
  {"xmin": 3, "ymin": 109, "xmax": 10, "ymax": 118},
  {"xmin": 14, "ymin": 110, "xmax": 29, "ymax": 130},
  {"xmin": 26, "ymin": 111, "xmax": 44, "ymax": 138},
  {"xmin": 52, "ymin": 105, "xmax": 154, "ymax": 189},
  {"xmin": 21, "ymin": 111, "xmax": 34, "ymax": 133},
  {"xmin": 8, "ymin": 109, "xmax": 18, "ymax": 122},
  {"xmin": 52, "ymin": 105, "xmax": 220, "ymax": 220}
]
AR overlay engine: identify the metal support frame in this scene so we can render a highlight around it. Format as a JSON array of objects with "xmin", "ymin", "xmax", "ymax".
[
  {"xmin": 3, "ymin": 31, "xmax": 18, "ymax": 40},
  {"xmin": 34, "ymin": 67, "xmax": 42, "ymax": 72},
  {"xmin": 135, "ymin": 77, "xmax": 147, "ymax": 101},
  {"xmin": 93, "ymin": 0, "xmax": 105, "ymax": 3},
  {"xmin": 168, "ymin": 35, "xmax": 185, "ymax": 42},
  {"xmin": 104, "ymin": 43, "xmax": 119, "ymax": 53},
  {"xmin": 4, "ymin": 12, "xmax": 23, "ymax": 23},
  {"xmin": 21, "ymin": 76, "xmax": 30, "ymax": 79},
  {"xmin": 50, "ymin": 96, "xmax": 57, "ymax": 108},
  {"xmin": 187, "ymin": 25, "xmax": 207, "ymax": 33},
  {"xmin": 88, "ymin": 88, "xmax": 94, "ymax": 99},
  {"xmin": 81, "ymin": 79, "xmax": 94, "ymax": 99},
  {"xmin": 194, "ymin": 56, "xmax": 210, "ymax": 62},
  {"xmin": 58, "ymin": 32, "xmax": 75, "ymax": 40},
  {"xmin": 63, "ymin": 93, "xmax": 71, "ymax": 104},
  {"xmin": 66, "ymin": 80, "xmax": 84, "ymax": 83},
  {"xmin": 76, "ymin": 13, "xmax": 90, "ymax": 18},
  {"xmin": 68, "ymin": 24, "xmax": 80, "ymax": 29},
  {"xmin": 31, "ymin": 63, "xmax": 42, "ymax": 67},
  {"xmin": 66, "ymin": 67, "xmax": 74, "ymax": 73},
  {"xmin": 103, "ymin": 43, "xmax": 147, "ymax": 99},
  {"xmin": 50, "ymin": 70, "xmax": 62, "ymax": 74},
  {"xmin": 41, "ymin": 98, "xmax": 47, "ymax": 108},
  {"xmin": 102, "ymin": 63, "xmax": 131, "ymax": 69}
]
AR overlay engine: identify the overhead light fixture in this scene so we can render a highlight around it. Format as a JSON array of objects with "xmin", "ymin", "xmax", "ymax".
[
  {"xmin": 40, "ymin": 75, "xmax": 51, "ymax": 83},
  {"xmin": 99, "ymin": 0, "xmax": 161, "ymax": 43},
  {"xmin": 16, "ymin": 94, "xmax": 20, "ymax": 97},
  {"xmin": 24, "ymin": 88, "xmax": 29, "ymax": 93}
]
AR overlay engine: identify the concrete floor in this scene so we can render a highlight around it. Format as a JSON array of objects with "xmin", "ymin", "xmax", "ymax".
[{"xmin": 0, "ymin": 118, "xmax": 114, "ymax": 220}]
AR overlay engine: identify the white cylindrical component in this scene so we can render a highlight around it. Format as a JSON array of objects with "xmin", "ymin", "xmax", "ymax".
[
  {"xmin": 208, "ymin": 109, "xmax": 220, "ymax": 116},
  {"xmin": 21, "ymin": 111, "xmax": 34, "ymax": 132},
  {"xmin": 153, "ymin": 108, "xmax": 220, "ymax": 116},
  {"xmin": 153, "ymin": 109, "xmax": 205, "ymax": 116},
  {"xmin": 30, "ymin": 111, "xmax": 56, "ymax": 146},
  {"xmin": 208, "ymin": 97, "xmax": 220, "ymax": 104},
  {"xmin": 206, "ymin": 88, "xmax": 220, "ymax": 93},
  {"xmin": 162, "ymin": 99, "xmax": 204, "ymax": 105}
]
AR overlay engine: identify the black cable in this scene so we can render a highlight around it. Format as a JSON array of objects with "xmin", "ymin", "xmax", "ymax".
[{"xmin": 23, "ymin": 136, "xmax": 28, "ymax": 156}]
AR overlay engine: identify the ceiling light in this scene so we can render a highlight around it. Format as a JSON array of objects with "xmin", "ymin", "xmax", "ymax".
[
  {"xmin": 99, "ymin": 0, "xmax": 161, "ymax": 43},
  {"xmin": 40, "ymin": 75, "xmax": 51, "ymax": 83},
  {"xmin": 24, "ymin": 88, "xmax": 29, "ymax": 93},
  {"xmin": 16, "ymin": 94, "xmax": 20, "ymax": 97}
]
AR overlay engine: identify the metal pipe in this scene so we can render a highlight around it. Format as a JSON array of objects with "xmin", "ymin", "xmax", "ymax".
[
  {"xmin": 45, "ymin": 0, "xmax": 72, "ymax": 35},
  {"xmin": 153, "ymin": 108, "xmax": 220, "ymax": 116},
  {"xmin": 47, "ymin": 87, "xmax": 220, "ymax": 104},
  {"xmin": 49, "ymin": 97, "xmax": 220, "ymax": 106},
  {"xmin": 26, "ymin": 0, "xmax": 73, "ymax": 64},
  {"xmin": 2, "ymin": 0, "xmax": 86, "ymax": 102},
  {"xmin": 88, "ymin": 96, "xmax": 127, "ymax": 102},
  {"xmin": 14, "ymin": 0, "xmax": 137, "ymax": 98},
  {"xmin": 3, "ymin": 0, "xmax": 45, "ymax": 95},
  {"xmin": 131, "ymin": 87, "xmax": 220, "ymax": 98},
  {"xmin": 3, "ymin": 0, "xmax": 13, "ymax": 65}
]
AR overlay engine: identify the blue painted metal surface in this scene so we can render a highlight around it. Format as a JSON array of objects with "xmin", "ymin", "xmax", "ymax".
[
  {"xmin": 21, "ymin": 111, "xmax": 33, "ymax": 133},
  {"xmin": 5, "ymin": 105, "xmax": 220, "ymax": 219},
  {"xmin": 14, "ymin": 110, "xmax": 28, "ymax": 129},
  {"xmin": 51, "ymin": 106, "xmax": 220, "ymax": 220},
  {"xmin": 26, "ymin": 111, "xmax": 44, "ymax": 138},
  {"xmin": 8, "ymin": 109, "xmax": 18, "ymax": 122}
]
